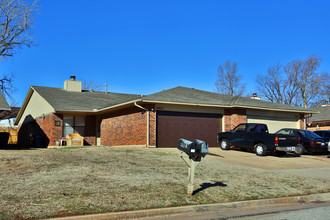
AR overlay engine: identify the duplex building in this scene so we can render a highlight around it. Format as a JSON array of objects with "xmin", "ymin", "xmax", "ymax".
[{"xmin": 15, "ymin": 77, "xmax": 317, "ymax": 147}]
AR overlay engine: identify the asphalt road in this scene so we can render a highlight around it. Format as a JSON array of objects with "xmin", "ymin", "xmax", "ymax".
[
  {"xmin": 233, "ymin": 203, "xmax": 330, "ymax": 220},
  {"xmin": 141, "ymin": 202, "xmax": 330, "ymax": 220}
]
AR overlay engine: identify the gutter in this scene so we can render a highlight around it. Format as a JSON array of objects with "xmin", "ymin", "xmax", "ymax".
[
  {"xmin": 141, "ymin": 100, "xmax": 319, "ymax": 114},
  {"xmin": 134, "ymin": 102, "xmax": 150, "ymax": 147}
]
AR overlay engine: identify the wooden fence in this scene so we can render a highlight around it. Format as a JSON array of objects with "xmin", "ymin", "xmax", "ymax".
[{"xmin": 0, "ymin": 127, "xmax": 18, "ymax": 144}]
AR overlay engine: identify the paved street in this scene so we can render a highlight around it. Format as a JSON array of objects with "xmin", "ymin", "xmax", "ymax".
[
  {"xmin": 140, "ymin": 202, "xmax": 330, "ymax": 220},
  {"xmin": 233, "ymin": 203, "xmax": 330, "ymax": 220}
]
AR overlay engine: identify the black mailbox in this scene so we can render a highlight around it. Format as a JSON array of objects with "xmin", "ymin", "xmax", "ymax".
[
  {"xmin": 177, "ymin": 138, "xmax": 193, "ymax": 154},
  {"xmin": 177, "ymin": 138, "xmax": 208, "ymax": 161},
  {"xmin": 193, "ymin": 139, "xmax": 208, "ymax": 154}
]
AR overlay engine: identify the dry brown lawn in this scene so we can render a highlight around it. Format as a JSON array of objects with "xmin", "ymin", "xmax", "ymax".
[{"xmin": 0, "ymin": 146, "xmax": 329, "ymax": 219}]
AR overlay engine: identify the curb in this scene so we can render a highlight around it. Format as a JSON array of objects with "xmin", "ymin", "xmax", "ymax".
[{"xmin": 50, "ymin": 193, "xmax": 330, "ymax": 220}]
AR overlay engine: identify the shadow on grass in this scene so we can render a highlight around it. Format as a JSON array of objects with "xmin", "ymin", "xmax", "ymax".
[{"xmin": 193, "ymin": 181, "xmax": 227, "ymax": 195}]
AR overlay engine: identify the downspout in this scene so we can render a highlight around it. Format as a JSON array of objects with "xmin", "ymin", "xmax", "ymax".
[{"xmin": 134, "ymin": 102, "xmax": 150, "ymax": 147}]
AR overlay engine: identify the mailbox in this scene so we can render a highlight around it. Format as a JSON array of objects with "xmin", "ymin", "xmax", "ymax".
[
  {"xmin": 177, "ymin": 138, "xmax": 208, "ymax": 161},
  {"xmin": 177, "ymin": 138, "xmax": 193, "ymax": 154},
  {"xmin": 193, "ymin": 139, "xmax": 208, "ymax": 154}
]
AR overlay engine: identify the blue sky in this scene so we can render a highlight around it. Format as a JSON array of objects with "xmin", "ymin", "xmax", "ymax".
[{"xmin": 1, "ymin": 0, "xmax": 330, "ymax": 106}]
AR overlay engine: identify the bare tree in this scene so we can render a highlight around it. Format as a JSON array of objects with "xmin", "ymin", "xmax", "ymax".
[
  {"xmin": 256, "ymin": 55, "xmax": 329, "ymax": 108},
  {"xmin": 0, "ymin": 0, "xmax": 38, "ymax": 102},
  {"xmin": 282, "ymin": 60, "xmax": 301, "ymax": 105},
  {"xmin": 215, "ymin": 60, "xmax": 245, "ymax": 96},
  {"xmin": 0, "ymin": 0, "xmax": 38, "ymax": 59},
  {"xmin": 297, "ymin": 55, "xmax": 324, "ymax": 108},
  {"xmin": 310, "ymin": 73, "xmax": 330, "ymax": 107},
  {"xmin": 256, "ymin": 64, "xmax": 284, "ymax": 103},
  {"xmin": 82, "ymin": 79, "xmax": 102, "ymax": 92},
  {"xmin": 0, "ymin": 72, "xmax": 14, "ymax": 97}
]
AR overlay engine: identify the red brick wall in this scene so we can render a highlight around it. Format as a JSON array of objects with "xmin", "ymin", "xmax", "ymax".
[
  {"xmin": 35, "ymin": 113, "xmax": 63, "ymax": 146},
  {"xmin": 149, "ymin": 111, "xmax": 156, "ymax": 146},
  {"xmin": 299, "ymin": 114, "xmax": 305, "ymax": 129},
  {"xmin": 101, "ymin": 106, "xmax": 154, "ymax": 146},
  {"xmin": 224, "ymin": 108, "xmax": 247, "ymax": 131}
]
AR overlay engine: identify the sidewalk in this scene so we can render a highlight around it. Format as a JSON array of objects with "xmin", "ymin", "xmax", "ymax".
[{"xmin": 50, "ymin": 193, "xmax": 330, "ymax": 220}]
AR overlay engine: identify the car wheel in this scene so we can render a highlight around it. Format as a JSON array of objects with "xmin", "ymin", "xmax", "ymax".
[
  {"xmin": 220, "ymin": 139, "xmax": 230, "ymax": 150},
  {"xmin": 255, "ymin": 143, "xmax": 267, "ymax": 156}
]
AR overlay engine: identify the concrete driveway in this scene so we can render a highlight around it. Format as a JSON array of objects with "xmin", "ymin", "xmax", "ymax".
[
  {"xmin": 208, "ymin": 148, "xmax": 330, "ymax": 183},
  {"xmin": 157, "ymin": 147, "xmax": 330, "ymax": 183}
]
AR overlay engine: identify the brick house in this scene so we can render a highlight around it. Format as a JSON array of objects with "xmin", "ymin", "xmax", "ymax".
[
  {"xmin": 15, "ymin": 77, "xmax": 317, "ymax": 148},
  {"xmin": 307, "ymin": 104, "xmax": 330, "ymax": 131}
]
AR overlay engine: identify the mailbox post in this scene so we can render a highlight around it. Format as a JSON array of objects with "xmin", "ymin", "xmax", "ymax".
[{"xmin": 177, "ymin": 138, "xmax": 208, "ymax": 196}]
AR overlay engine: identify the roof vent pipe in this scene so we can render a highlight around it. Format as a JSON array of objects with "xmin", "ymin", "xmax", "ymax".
[{"xmin": 105, "ymin": 83, "xmax": 108, "ymax": 93}]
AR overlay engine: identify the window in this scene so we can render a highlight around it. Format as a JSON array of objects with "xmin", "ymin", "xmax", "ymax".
[
  {"xmin": 234, "ymin": 124, "xmax": 246, "ymax": 132},
  {"xmin": 63, "ymin": 116, "xmax": 85, "ymax": 137},
  {"xmin": 276, "ymin": 129, "xmax": 292, "ymax": 135},
  {"xmin": 249, "ymin": 124, "xmax": 268, "ymax": 133},
  {"xmin": 299, "ymin": 130, "xmax": 321, "ymax": 138}
]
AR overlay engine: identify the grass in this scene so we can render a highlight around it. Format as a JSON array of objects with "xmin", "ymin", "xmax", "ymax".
[{"xmin": 0, "ymin": 146, "xmax": 329, "ymax": 219}]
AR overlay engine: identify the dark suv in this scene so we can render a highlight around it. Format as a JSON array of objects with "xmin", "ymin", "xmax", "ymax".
[
  {"xmin": 313, "ymin": 130, "xmax": 330, "ymax": 152},
  {"xmin": 275, "ymin": 129, "xmax": 328, "ymax": 154}
]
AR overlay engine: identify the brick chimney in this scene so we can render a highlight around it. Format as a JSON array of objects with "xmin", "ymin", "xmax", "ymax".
[{"xmin": 64, "ymin": 75, "xmax": 82, "ymax": 92}]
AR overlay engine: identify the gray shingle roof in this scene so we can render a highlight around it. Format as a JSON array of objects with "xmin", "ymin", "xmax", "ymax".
[
  {"xmin": 32, "ymin": 85, "xmax": 316, "ymax": 114},
  {"xmin": 142, "ymin": 86, "xmax": 316, "ymax": 113},
  {"xmin": 33, "ymin": 86, "xmax": 141, "ymax": 112},
  {"xmin": 310, "ymin": 106, "xmax": 330, "ymax": 121},
  {"xmin": 0, "ymin": 92, "xmax": 10, "ymax": 111},
  {"xmin": 143, "ymin": 86, "xmax": 233, "ymax": 106}
]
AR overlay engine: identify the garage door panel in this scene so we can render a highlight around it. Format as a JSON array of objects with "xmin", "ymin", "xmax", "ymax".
[{"xmin": 157, "ymin": 111, "xmax": 221, "ymax": 147}]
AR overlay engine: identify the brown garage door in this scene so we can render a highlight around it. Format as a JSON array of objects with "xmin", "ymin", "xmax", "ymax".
[{"xmin": 157, "ymin": 111, "xmax": 222, "ymax": 147}]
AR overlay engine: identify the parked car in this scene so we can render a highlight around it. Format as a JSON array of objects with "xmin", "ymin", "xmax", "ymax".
[
  {"xmin": 217, "ymin": 123, "xmax": 302, "ymax": 156},
  {"xmin": 275, "ymin": 129, "xmax": 328, "ymax": 154},
  {"xmin": 313, "ymin": 130, "xmax": 330, "ymax": 152}
]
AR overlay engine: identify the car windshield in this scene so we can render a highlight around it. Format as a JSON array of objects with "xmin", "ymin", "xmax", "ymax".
[{"xmin": 298, "ymin": 130, "xmax": 322, "ymax": 138}]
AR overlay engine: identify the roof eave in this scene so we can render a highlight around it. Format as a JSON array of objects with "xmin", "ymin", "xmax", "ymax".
[
  {"xmin": 141, "ymin": 100, "xmax": 230, "ymax": 108},
  {"xmin": 142, "ymin": 100, "xmax": 317, "ymax": 114},
  {"xmin": 55, "ymin": 99, "xmax": 143, "ymax": 114},
  {"xmin": 15, "ymin": 87, "xmax": 34, "ymax": 125}
]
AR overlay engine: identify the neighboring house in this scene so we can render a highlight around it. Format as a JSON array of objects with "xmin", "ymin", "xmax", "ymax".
[
  {"xmin": 0, "ymin": 107, "xmax": 20, "ymax": 144},
  {"xmin": 0, "ymin": 92, "xmax": 11, "ymax": 146},
  {"xmin": 15, "ymin": 76, "xmax": 317, "ymax": 148},
  {"xmin": 0, "ymin": 92, "xmax": 10, "ymax": 112},
  {"xmin": 0, "ymin": 107, "xmax": 20, "ymax": 127},
  {"xmin": 307, "ymin": 104, "xmax": 330, "ymax": 131}
]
